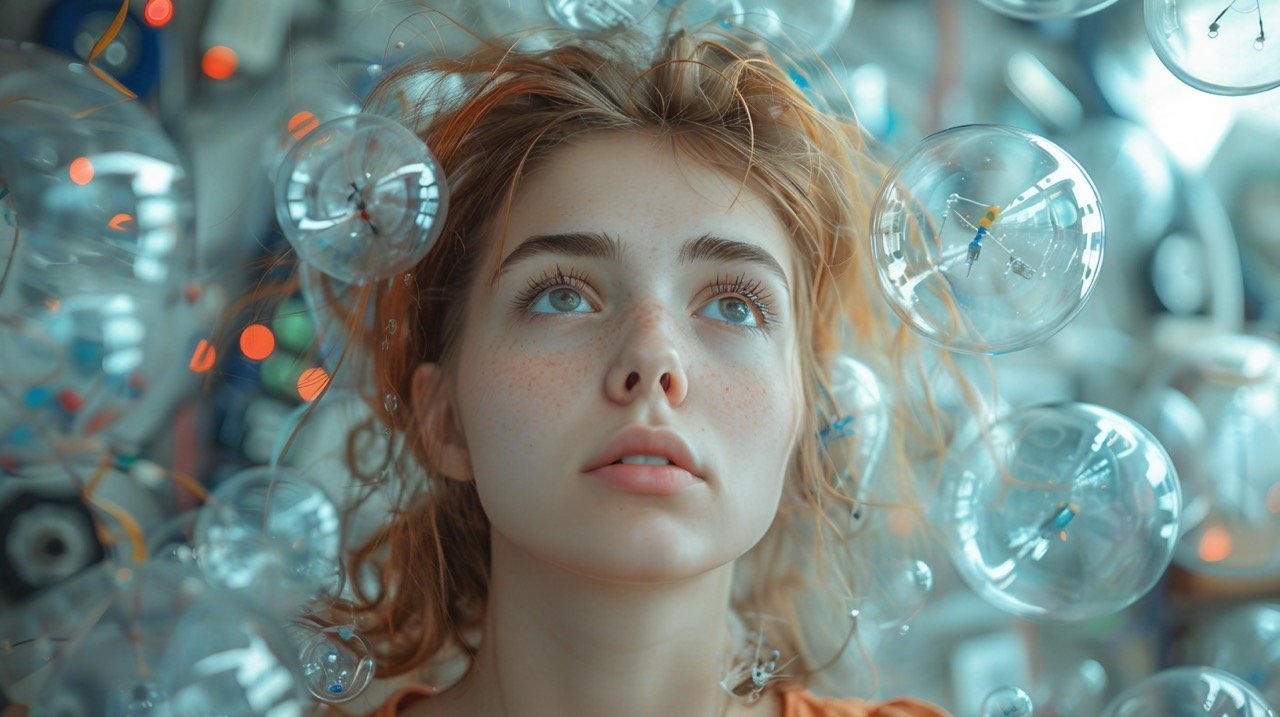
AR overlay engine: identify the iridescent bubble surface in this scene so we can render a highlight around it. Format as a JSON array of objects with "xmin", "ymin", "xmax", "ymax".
[
  {"xmin": 275, "ymin": 113, "xmax": 448, "ymax": 285},
  {"xmin": 194, "ymin": 466, "xmax": 343, "ymax": 615},
  {"xmin": 870, "ymin": 125, "xmax": 1104, "ymax": 355},
  {"xmin": 1145, "ymin": 0, "xmax": 1280, "ymax": 95},
  {"xmin": 1136, "ymin": 335, "xmax": 1280, "ymax": 578},
  {"xmin": 1101, "ymin": 667, "xmax": 1275, "ymax": 717},
  {"xmin": 940, "ymin": 402, "xmax": 1181, "ymax": 620}
]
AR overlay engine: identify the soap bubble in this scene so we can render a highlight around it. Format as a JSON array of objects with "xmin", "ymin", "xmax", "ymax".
[
  {"xmin": 981, "ymin": 685, "xmax": 1035, "ymax": 717},
  {"xmin": 859, "ymin": 557, "xmax": 934, "ymax": 632},
  {"xmin": 0, "ymin": 43, "xmax": 194, "ymax": 468},
  {"xmin": 1184, "ymin": 603, "xmax": 1280, "ymax": 708},
  {"xmin": 721, "ymin": 0, "xmax": 855, "ymax": 55},
  {"xmin": 870, "ymin": 124, "xmax": 1104, "ymax": 355},
  {"xmin": 818, "ymin": 355, "xmax": 889, "ymax": 520},
  {"xmin": 479, "ymin": 0, "xmax": 658, "ymax": 37},
  {"xmin": 291, "ymin": 623, "xmax": 376, "ymax": 703},
  {"xmin": 940, "ymin": 402, "xmax": 1181, "ymax": 620},
  {"xmin": 263, "ymin": 53, "xmax": 380, "ymax": 182},
  {"xmin": 1145, "ymin": 0, "xmax": 1280, "ymax": 96},
  {"xmin": 275, "ymin": 113, "xmax": 448, "ymax": 285},
  {"xmin": 30, "ymin": 563, "xmax": 308, "ymax": 717},
  {"xmin": 1136, "ymin": 335, "xmax": 1280, "ymax": 578},
  {"xmin": 1102, "ymin": 667, "xmax": 1276, "ymax": 717},
  {"xmin": 976, "ymin": 0, "xmax": 1121, "ymax": 20},
  {"xmin": 194, "ymin": 466, "xmax": 343, "ymax": 616}
]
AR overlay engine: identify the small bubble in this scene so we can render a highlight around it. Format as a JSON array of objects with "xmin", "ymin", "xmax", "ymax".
[
  {"xmin": 380, "ymin": 338, "xmax": 390, "ymax": 352},
  {"xmin": 386, "ymin": 319, "xmax": 398, "ymax": 336},
  {"xmin": 898, "ymin": 624, "xmax": 911, "ymax": 635},
  {"xmin": 384, "ymin": 393, "xmax": 399, "ymax": 413},
  {"xmin": 402, "ymin": 273, "xmax": 412, "ymax": 286},
  {"xmin": 394, "ymin": 41, "xmax": 406, "ymax": 50}
]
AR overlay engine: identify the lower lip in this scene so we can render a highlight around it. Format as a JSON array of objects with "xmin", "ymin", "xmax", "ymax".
[{"xmin": 584, "ymin": 464, "xmax": 701, "ymax": 495}]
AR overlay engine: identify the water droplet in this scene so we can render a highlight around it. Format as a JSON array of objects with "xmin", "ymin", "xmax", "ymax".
[
  {"xmin": 384, "ymin": 393, "xmax": 399, "ymax": 413},
  {"xmin": 402, "ymin": 273, "xmax": 412, "ymax": 286},
  {"xmin": 380, "ymin": 338, "xmax": 389, "ymax": 352},
  {"xmin": 898, "ymin": 624, "xmax": 911, "ymax": 635},
  {"xmin": 386, "ymin": 319, "xmax": 398, "ymax": 336}
]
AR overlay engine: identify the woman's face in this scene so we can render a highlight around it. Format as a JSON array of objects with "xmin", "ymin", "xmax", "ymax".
[{"xmin": 449, "ymin": 132, "xmax": 804, "ymax": 583}]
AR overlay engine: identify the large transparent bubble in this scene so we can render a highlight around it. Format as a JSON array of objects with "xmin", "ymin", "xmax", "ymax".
[
  {"xmin": 976, "ymin": 0, "xmax": 1121, "ymax": 20},
  {"xmin": 479, "ymin": 0, "xmax": 658, "ymax": 36},
  {"xmin": 1101, "ymin": 667, "xmax": 1276, "ymax": 717},
  {"xmin": 29, "ymin": 563, "xmax": 309, "ymax": 717},
  {"xmin": 939, "ymin": 402, "xmax": 1181, "ymax": 620},
  {"xmin": 274, "ymin": 113, "xmax": 447, "ymax": 285},
  {"xmin": 0, "ymin": 42, "xmax": 194, "ymax": 468},
  {"xmin": 1184, "ymin": 602, "xmax": 1280, "ymax": 708},
  {"xmin": 1136, "ymin": 335, "xmax": 1280, "ymax": 578},
  {"xmin": 1145, "ymin": 0, "xmax": 1280, "ymax": 96},
  {"xmin": 194, "ymin": 467, "xmax": 343, "ymax": 616},
  {"xmin": 870, "ymin": 125, "xmax": 1105, "ymax": 355}
]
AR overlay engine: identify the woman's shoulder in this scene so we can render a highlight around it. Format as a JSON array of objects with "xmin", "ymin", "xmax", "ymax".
[
  {"xmin": 365, "ymin": 682, "xmax": 951, "ymax": 717},
  {"xmin": 779, "ymin": 683, "xmax": 952, "ymax": 717}
]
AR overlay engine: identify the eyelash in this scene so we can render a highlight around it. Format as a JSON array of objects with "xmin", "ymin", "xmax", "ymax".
[{"xmin": 510, "ymin": 267, "xmax": 778, "ymax": 333}]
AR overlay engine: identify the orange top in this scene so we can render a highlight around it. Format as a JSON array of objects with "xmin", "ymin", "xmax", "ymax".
[{"xmin": 367, "ymin": 683, "xmax": 951, "ymax": 717}]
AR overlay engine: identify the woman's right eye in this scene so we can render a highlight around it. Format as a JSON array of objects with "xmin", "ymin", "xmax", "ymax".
[{"xmin": 529, "ymin": 286, "xmax": 592, "ymax": 314}]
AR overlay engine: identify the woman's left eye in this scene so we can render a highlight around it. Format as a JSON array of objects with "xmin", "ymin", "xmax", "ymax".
[
  {"xmin": 699, "ymin": 296, "xmax": 762, "ymax": 328},
  {"xmin": 529, "ymin": 286, "xmax": 593, "ymax": 314}
]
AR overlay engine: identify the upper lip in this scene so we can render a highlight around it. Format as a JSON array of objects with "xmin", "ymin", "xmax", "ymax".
[{"xmin": 584, "ymin": 425, "xmax": 704, "ymax": 479}]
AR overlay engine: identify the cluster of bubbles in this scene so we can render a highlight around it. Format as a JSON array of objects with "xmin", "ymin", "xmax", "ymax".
[
  {"xmin": 968, "ymin": 0, "xmax": 1280, "ymax": 95},
  {"xmin": 0, "ymin": 41, "xmax": 384, "ymax": 712},
  {"xmin": 0, "ymin": 42, "xmax": 195, "ymax": 469}
]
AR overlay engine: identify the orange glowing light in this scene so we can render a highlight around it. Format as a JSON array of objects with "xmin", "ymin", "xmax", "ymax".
[
  {"xmin": 108, "ymin": 212, "xmax": 134, "ymax": 231},
  {"xmin": 1198, "ymin": 526, "xmax": 1233, "ymax": 563},
  {"xmin": 69, "ymin": 156, "xmax": 94, "ymax": 185},
  {"xmin": 143, "ymin": 0, "xmax": 173, "ymax": 27},
  {"xmin": 188, "ymin": 339, "xmax": 217, "ymax": 373},
  {"xmin": 296, "ymin": 367, "xmax": 331, "ymax": 402},
  {"xmin": 239, "ymin": 323, "xmax": 275, "ymax": 361},
  {"xmin": 201, "ymin": 46, "xmax": 238, "ymax": 81},
  {"xmin": 288, "ymin": 111, "xmax": 320, "ymax": 140}
]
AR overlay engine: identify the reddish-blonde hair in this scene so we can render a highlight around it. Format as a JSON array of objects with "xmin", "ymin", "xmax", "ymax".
[{"xmin": 324, "ymin": 25, "xmax": 943, "ymax": 692}]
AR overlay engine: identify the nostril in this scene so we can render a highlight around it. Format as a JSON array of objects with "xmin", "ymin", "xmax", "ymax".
[
  {"xmin": 660, "ymin": 373, "xmax": 671, "ymax": 391},
  {"xmin": 625, "ymin": 372, "xmax": 640, "ymax": 391}
]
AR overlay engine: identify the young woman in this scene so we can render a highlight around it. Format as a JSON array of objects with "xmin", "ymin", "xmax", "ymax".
[{"xmin": 326, "ymin": 23, "xmax": 952, "ymax": 717}]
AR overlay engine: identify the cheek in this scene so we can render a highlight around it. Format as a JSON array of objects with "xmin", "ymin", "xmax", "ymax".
[{"xmin": 456, "ymin": 334, "xmax": 595, "ymax": 452}]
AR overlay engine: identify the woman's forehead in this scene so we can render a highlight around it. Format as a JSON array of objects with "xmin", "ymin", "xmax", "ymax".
[{"xmin": 495, "ymin": 132, "xmax": 795, "ymax": 267}]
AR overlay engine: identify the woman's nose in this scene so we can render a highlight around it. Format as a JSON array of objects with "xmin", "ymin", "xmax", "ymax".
[{"xmin": 604, "ymin": 307, "xmax": 689, "ymax": 407}]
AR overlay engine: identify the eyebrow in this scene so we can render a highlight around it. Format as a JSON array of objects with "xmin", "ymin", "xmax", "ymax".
[{"xmin": 495, "ymin": 231, "xmax": 791, "ymax": 293}]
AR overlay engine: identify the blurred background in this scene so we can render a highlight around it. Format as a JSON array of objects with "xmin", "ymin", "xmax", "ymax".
[{"xmin": 1, "ymin": 0, "xmax": 1280, "ymax": 715}]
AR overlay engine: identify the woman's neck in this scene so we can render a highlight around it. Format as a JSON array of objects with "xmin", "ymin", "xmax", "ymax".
[{"xmin": 444, "ymin": 531, "xmax": 752, "ymax": 717}]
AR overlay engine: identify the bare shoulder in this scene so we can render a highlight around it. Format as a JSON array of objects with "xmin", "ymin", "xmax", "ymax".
[{"xmin": 776, "ymin": 684, "xmax": 953, "ymax": 717}]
